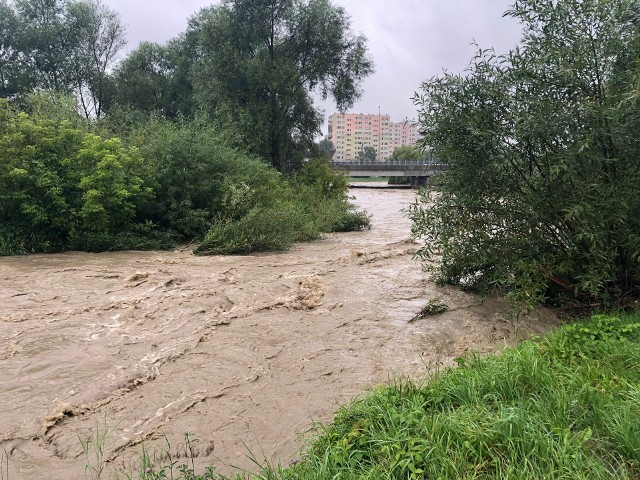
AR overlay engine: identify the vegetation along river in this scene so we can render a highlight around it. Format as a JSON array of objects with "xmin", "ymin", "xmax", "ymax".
[{"xmin": 0, "ymin": 188, "xmax": 557, "ymax": 479}]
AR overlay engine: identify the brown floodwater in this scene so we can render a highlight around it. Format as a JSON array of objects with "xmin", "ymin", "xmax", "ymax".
[{"xmin": 0, "ymin": 188, "xmax": 558, "ymax": 479}]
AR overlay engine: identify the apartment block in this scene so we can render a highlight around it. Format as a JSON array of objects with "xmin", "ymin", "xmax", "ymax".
[{"xmin": 327, "ymin": 112, "xmax": 420, "ymax": 161}]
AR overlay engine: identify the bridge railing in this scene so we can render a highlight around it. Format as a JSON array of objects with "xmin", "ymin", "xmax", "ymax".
[{"xmin": 329, "ymin": 158, "xmax": 443, "ymax": 167}]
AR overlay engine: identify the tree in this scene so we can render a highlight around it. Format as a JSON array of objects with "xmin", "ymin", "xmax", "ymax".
[
  {"xmin": 409, "ymin": 0, "xmax": 640, "ymax": 311},
  {"xmin": 1, "ymin": 0, "xmax": 126, "ymax": 117},
  {"xmin": 0, "ymin": 0, "xmax": 25, "ymax": 98},
  {"xmin": 316, "ymin": 139, "xmax": 336, "ymax": 160},
  {"xmin": 356, "ymin": 145, "xmax": 377, "ymax": 162},
  {"xmin": 113, "ymin": 42, "xmax": 175, "ymax": 115},
  {"xmin": 112, "ymin": 38, "xmax": 194, "ymax": 118},
  {"xmin": 388, "ymin": 145, "xmax": 421, "ymax": 162},
  {"xmin": 185, "ymin": 0, "xmax": 373, "ymax": 171},
  {"xmin": 70, "ymin": 0, "xmax": 126, "ymax": 118}
]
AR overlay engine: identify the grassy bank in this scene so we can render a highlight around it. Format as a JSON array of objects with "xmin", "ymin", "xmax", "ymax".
[
  {"xmin": 276, "ymin": 312, "xmax": 640, "ymax": 479},
  {"xmin": 133, "ymin": 312, "xmax": 640, "ymax": 479}
]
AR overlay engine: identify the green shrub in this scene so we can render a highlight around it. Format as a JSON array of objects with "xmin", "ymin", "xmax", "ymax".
[
  {"xmin": 1, "ymin": 101, "xmax": 370, "ymax": 256},
  {"xmin": 195, "ymin": 203, "xmax": 310, "ymax": 255},
  {"xmin": 409, "ymin": 0, "xmax": 640, "ymax": 311},
  {"xmin": 194, "ymin": 158, "xmax": 370, "ymax": 255},
  {"xmin": 131, "ymin": 117, "xmax": 283, "ymax": 241},
  {"xmin": 0, "ymin": 99, "xmax": 157, "ymax": 253}
]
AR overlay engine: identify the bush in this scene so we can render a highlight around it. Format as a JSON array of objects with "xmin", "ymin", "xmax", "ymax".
[
  {"xmin": 0, "ymin": 99, "xmax": 157, "ymax": 253},
  {"xmin": 194, "ymin": 159, "xmax": 370, "ymax": 255},
  {"xmin": 195, "ymin": 203, "xmax": 309, "ymax": 255},
  {"xmin": 409, "ymin": 0, "xmax": 640, "ymax": 311},
  {"xmin": 0, "ymin": 101, "xmax": 370, "ymax": 256},
  {"xmin": 129, "ymin": 117, "xmax": 259, "ymax": 240}
]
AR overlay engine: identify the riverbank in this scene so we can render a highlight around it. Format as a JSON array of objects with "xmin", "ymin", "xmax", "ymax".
[
  {"xmin": 253, "ymin": 311, "xmax": 640, "ymax": 479},
  {"xmin": 0, "ymin": 189, "xmax": 559, "ymax": 479}
]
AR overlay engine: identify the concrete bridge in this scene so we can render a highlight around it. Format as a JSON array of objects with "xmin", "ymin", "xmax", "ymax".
[{"xmin": 329, "ymin": 159, "xmax": 447, "ymax": 186}]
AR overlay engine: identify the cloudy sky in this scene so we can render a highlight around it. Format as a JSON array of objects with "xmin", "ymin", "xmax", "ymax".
[{"xmin": 105, "ymin": 0, "xmax": 523, "ymax": 135}]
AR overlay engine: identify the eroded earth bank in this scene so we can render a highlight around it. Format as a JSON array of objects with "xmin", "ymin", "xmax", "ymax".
[{"xmin": 0, "ymin": 188, "xmax": 558, "ymax": 479}]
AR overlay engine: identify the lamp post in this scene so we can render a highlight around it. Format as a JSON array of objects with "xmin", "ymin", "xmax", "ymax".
[{"xmin": 377, "ymin": 106, "xmax": 381, "ymax": 162}]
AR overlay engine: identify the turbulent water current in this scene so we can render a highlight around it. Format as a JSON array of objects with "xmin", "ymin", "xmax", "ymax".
[{"xmin": 0, "ymin": 187, "xmax": 558, "ymax": 479}]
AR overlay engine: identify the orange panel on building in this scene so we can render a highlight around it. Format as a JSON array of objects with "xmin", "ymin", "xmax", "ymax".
[{"xmin": 327, "ymin": 113, "xmax": 420, "ymax": 161}]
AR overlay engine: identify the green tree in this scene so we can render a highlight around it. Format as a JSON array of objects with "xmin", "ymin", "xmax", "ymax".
[
  {"xmin": 112, "ymin": 39, "xmax": 194, "ymax": 118},
  {"xmin": 70, "ymin": 0, "xmax": 126, "ymax": 118},
  {"xmin": 185, "ymin": 0, "xmax": 373, "ymax": 171},
  {"xmin": 388, "ymin": 145, "xmax": 421, "ymax": 161},
  {"xmin": 317, "ymin": 139, "xmax": 336, "ymax": 160},
  {"xmin": 1, "ymin": 0, "xmax": 125, "ymax": 116},
  {"xmin": 0, "ymin": 0, "xmax": 25, "ymax": 97},
  {"xmin": 356, "ymin": 145, "xmax": 377, "ymax": 162},
  {"xmin": 409, "ymin": 0, "xmax": 640, "ymax": 311}
]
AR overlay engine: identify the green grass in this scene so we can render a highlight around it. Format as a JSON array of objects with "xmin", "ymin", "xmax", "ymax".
[
  {"xmin": 120, "ymin": 312, "xmax": 640, "ymax": 479},
  {"xmin": 271, "ymin": 312, "xmax": 640, "ymax": 480}
]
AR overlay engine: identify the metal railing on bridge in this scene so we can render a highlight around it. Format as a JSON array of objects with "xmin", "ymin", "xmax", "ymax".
[{"xmin": 329, "ymin": 158, "xmax": 443, "ymax": 168}]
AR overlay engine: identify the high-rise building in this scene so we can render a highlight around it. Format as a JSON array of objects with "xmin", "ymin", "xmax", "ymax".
[{"xmin": 326, "ymin": 113, "xmax": 420, "ymax": 161}]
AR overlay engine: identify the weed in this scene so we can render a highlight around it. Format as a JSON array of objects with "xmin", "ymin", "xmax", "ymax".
[
  {"xmin": 410, "ymin": 298, "xmax": 449, "ymax": 321},
  {"xmin": 78, "ymin": 412, "xmax": 115, "ymax": 480}
]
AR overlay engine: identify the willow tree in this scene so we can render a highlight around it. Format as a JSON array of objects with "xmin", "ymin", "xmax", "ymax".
[
  {"xmin": 0, "ymin": 0, "xmax": 126, "ymax": 117},
  {"xmin": 185, "ymin": 0, "xmax": 373, "ymax": 171},
  {"xmin": 409, "ymin": 0, "xmax": 640, "ymax": 311}
]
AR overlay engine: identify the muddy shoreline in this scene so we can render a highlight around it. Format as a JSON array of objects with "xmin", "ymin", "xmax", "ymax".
[{"xmin": 0, "ymin": 189, "xmax": 558, "ymax": 478}]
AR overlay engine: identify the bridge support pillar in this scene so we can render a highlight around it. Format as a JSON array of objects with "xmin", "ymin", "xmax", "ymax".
[{"xmin": 410, "ymin": 176, "xmax": 429, "ymax": 188}]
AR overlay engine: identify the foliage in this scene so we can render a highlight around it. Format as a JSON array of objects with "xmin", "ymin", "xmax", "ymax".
[
  {"xmin": 387, "ymin": 176, "xmax": 411, "ymax": 186},
  {"xmin": 316, "ymin": 139, "xmax": 336, "ymax": 161},
  {"xmin": 1, "ymin": 0, "xmax": 125, "ymax": 117},
  {"xmin": 0, "ymin": 101, "xmax": 369, "ymax": 256},
  {"xmin": 388, "ymin": 145, "xmax": 422, "ymax": 161},
  {"xmin": 0, "ymin": 99, "xmax": 158, "ymax": 253},
  {"xmin": 409, "ymin": 0, "xmax": 640, "ymax": 311},
  {"xmin": 129, "ymin": 116, "xmax": 258, "ymax": 240},
  {"xmin": 183, "ymin": 0, "xmax": 373, "ymax": 170},
  {"xmin": 112, "ymin": 40, "xmax": 194, "ymax": 118},
  {"xmin": 195, "ymin": 201, "xmax": 312, "ymax": 255},
  {"xmin": 356, "ymin": 145, "xmax": 377, "ymax": 162},
  {"xmin": 410, "ymin": 298, "xmax": 449, "ymax": 321},
  {"xmin": 0, "ymin": 0, "xmax": 23, "ymax": 98},
  {"xmin": 195, "ymin": 158, "xmax": 370, "ymax": 255},
  {"xmin": 293, "ymin": 158, "xmax": 348, "ymax": 199},
  {"xmin": 23, "ymin": 89, "xmax": 86, "ymax": 127}
]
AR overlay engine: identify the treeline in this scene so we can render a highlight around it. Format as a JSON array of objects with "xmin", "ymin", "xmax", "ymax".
[
  {"xmin": 0, "ymin": 0, "xmax": 372, "ymax": 170},
  {"xmin": 0, "ymin": 0, "xmax": 373, "ymax": 255}
]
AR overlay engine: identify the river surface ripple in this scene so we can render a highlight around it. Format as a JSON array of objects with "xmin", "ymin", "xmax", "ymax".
[{"xmin": 0, "ymin": 188, "xmax": 557, "ymax": 479}]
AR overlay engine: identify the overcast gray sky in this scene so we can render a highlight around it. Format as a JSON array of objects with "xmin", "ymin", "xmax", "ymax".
[{"xmin": 105, "ymin": 0, "xmax": 523, "ymax": 135}]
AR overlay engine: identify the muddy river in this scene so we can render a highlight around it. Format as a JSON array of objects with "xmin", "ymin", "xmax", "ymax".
[{"xmin": 0, "ymin": 188, "xmax": 557, "ymax": 479}]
